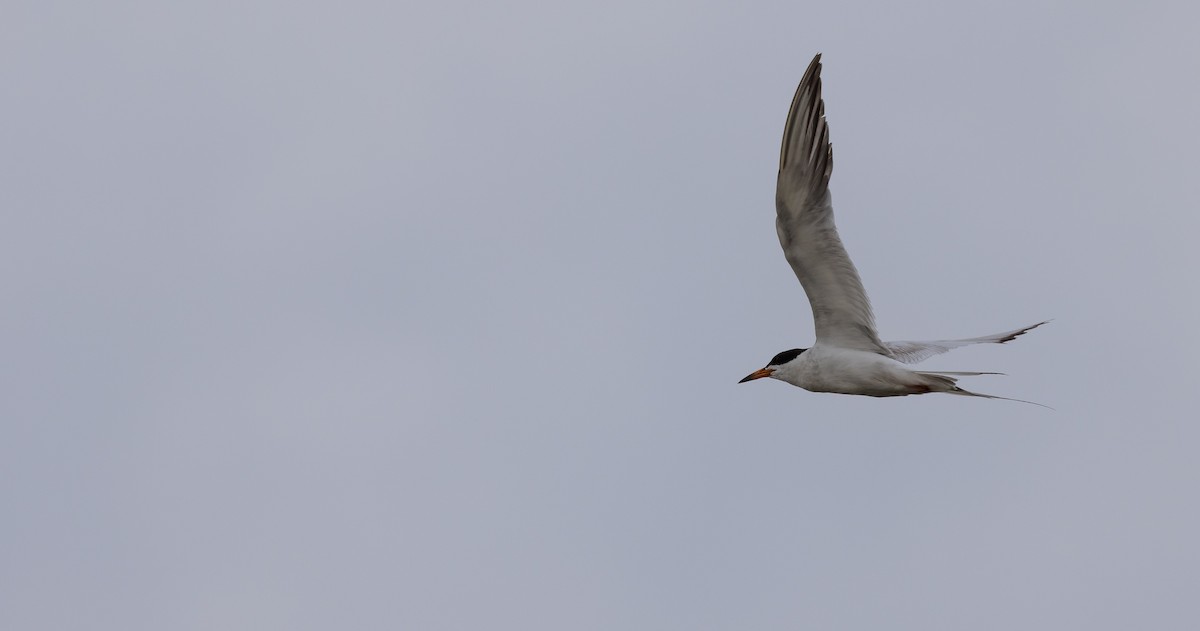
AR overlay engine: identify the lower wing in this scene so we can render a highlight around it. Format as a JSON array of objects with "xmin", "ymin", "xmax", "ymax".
[{"xmin": 883, "ymin": 321, "xmax": 1048, "ymax": 364}]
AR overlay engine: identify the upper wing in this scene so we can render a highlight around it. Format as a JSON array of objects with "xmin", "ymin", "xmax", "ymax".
[
  {"xmin": 775, "ymin": 54, "xmax": 887, "ymax": 354},
  {"xmin": 884, "ymin": 321, "xmax": 1049, "ymax": 364}
]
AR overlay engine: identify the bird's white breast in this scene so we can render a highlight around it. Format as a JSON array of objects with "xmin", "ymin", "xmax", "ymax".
[{"xmin": 773, "ymin": 345, "xmax": 920, "ymax": 397}]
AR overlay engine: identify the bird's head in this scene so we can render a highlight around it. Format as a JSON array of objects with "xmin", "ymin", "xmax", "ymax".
[{"xmin": 739, "ymin": 348, "xmax": 806, "ymax": 383}]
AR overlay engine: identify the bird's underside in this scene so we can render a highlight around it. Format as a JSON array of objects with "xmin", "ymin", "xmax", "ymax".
[{"xmin": 740, "ymin": 53, "xmax": 1047, "ymax": 407}]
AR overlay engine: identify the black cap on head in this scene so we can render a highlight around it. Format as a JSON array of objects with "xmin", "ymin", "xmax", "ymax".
[{"xmin": 769, "ymin": 348, "xmax": 806, "ymax": 366}]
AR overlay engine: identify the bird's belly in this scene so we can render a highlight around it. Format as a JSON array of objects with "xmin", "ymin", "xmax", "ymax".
[{"xmin": 790, "ymin": 349, "xmax": 922, "ymax": 397}]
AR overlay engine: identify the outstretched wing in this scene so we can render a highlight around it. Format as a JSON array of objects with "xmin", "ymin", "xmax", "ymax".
[
  {"xmin": 776, "ymin": 54, "xmax": 887, "ymax": 354},
  {"xmin": 884, "ymin": 321, "xmax": 1049, "ymax": 364}
]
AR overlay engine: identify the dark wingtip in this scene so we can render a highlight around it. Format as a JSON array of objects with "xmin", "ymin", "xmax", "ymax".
[
  {"xmin": 998, "ymin": 320, "xmax": 1051, "ymax": 344},
  {"xmin": 802, "ymin": 53, "xmax": 823, "ymax": 82},
  {"xmin": 778, "ymin": 53, "xmax": 832, "ymax": 186}
]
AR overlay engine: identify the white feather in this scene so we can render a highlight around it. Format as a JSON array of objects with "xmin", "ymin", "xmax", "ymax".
[{"xmin": 883, "ymin": 321, "xmax": 1049, "ymax": 364}]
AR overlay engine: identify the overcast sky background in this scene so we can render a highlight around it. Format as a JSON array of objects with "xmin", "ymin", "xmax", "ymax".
[{"xmin": 4, "ymin": 1, "xmax": 1199, "ymax": 629}]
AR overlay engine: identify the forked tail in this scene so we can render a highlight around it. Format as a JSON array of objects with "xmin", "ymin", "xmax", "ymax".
[
  {"xmin": 947, "ymin": 387, "xmax": 1053, "ymax": 410},
  {"xmin": 913, "ymin": 371, "xmax": 1051, "ymax": 409}
]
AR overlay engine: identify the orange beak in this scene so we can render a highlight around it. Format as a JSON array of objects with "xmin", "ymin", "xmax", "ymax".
[{"xmin": 738, "ymin": 367, "xmax": 774, "ymax": 383}]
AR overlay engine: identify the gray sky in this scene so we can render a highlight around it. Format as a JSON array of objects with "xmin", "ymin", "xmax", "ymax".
[{"xmin": 4, "ymin": 1, "xmax": 1199, "ymax": 629}]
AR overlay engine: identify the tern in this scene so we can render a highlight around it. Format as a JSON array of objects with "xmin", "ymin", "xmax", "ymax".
[{"xmin": 739, "ymin": 54, "xmax": 1046, "ymax": 405}]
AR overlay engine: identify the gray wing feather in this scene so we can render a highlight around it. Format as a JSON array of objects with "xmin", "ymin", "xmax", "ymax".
[
  {"xmin": 884, "ymin": 321, "xmax": 1049, "ymax": 364},
  {"xmin": 776, "ymin": 54, "xmax": 887, "ymax": 353}
]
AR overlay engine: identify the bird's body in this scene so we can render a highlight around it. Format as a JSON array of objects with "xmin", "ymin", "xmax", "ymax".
[
  {"xmin": 771, "ymin": 346, "xmax": 943, "ymax": 397},
  {"xmin": 739, "ymin": 54, "xmax": 1046, "ymax": 406}
]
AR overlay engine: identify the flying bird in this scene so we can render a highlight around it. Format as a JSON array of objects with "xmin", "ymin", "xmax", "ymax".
[{"xmin": 739, "ymin": 54, "xmax": 1046, "ymax": 405}]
